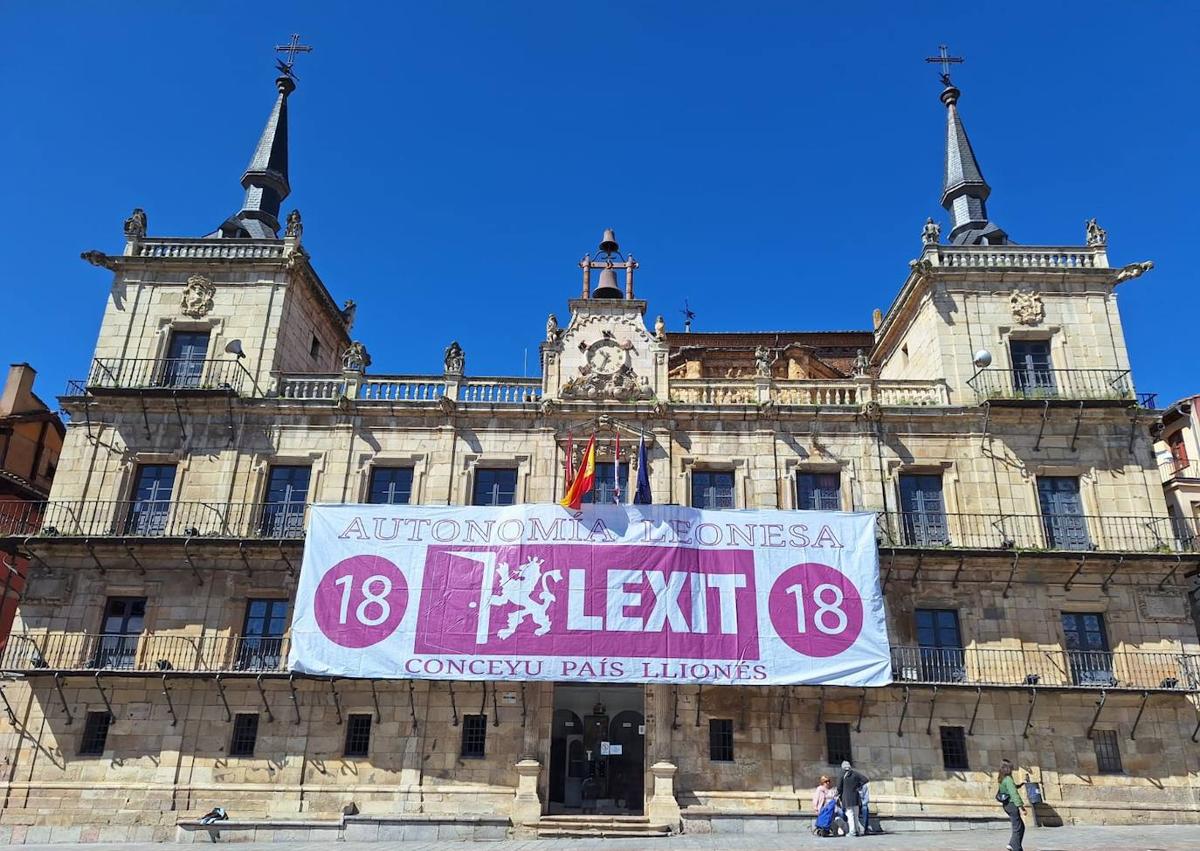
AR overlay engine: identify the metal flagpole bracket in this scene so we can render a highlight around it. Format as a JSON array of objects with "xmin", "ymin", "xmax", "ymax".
[
  {"xmin": 1023, "ymin": 688, "xmax": 1037, "ymax": 738},
  {"xmin": 968, "ymin": 687, "xmax": 983, "ymax": 736},
  {"xmin": 255, "ymin": 674, "xmax": 274, "ymax": 724},
  {"xmin": 671, "ymin": 686, "xmax": 680, "ymax": 730},
  {"xmin": 1064, "ymin": 555, "xmax": 1087, "ymax": 591},
  {"xmin": 408, "ymin": 680, "xmax": 418, "ymax": 732},
  {"xmin": 925, "ymin": 685, "xmax": 939, "ymax": 735},
  {"xmin": 1101, "ymin": 556, "xmax": 1124, "ymax": 592},
  {"xmin": 814, "ymin": 686, "xmax": 826, "ymax": 732},
  {"xmin": 897, "ymin": 686, "xmax": 910, "ymax": 738},
  {"xmin": 214, "ymin": 674, "xmax": 232, "ymax": 722},
  {"xmin": 492, "ymin": 680, "xmax": 500, "ymax": 727},
  {"xmin": 0, "ymin": 684, "xmax": 17, "ymax": 726},
  {"xmin": 1130, "ymin": 691, "xmax": 1150, "ymax": 740},
  {"xmin": 93, "ymin": 672, "xmax": 113, "ymax": 716},
  {"xmin": 161, "ymin": 674, "xmax": 177, "ymax": 726},
  {"xmin": 448, "ymin": 682, "xmax": 459, "ymax": 726},
  {"xmin": 287, "ymin": 674, "xmax": 301, "ymax": 725},
  {"xmin": 1085, "ymin": 690, "xmax": 1107, "ymax": 740},
  {"xmin": 694, "ymin": 684, "xmax": 703, "ymax": 728},
  {"xmin": 53, "ymin": 673, "xmax": 73, "ymax": 725},
  {"xmin": 329, "ymin": 679, "xmax": 342, "ymax": 725},
  {"xmin": 855, "ymin": 688, "xmax": 867, "ymax": 733},
  {"xmin": 951, "ymin": 555, "xmax": 966, "ymax": 589},
  {"xmin": 369, "ymin": 680, "xmax": 381, "ymax": 723},
  {"xmin": 520, "ymin": 682, "xmax": 527, "ymax": 728},
  {"xmin": 1002, "ymin": 552, "xmax": 1020, "ymax": 599}
]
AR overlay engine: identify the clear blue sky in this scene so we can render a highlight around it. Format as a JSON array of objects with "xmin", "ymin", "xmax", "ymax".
[{"xmin": 3, "ymin": 4, "xmax": 1197, "ymax": 406}]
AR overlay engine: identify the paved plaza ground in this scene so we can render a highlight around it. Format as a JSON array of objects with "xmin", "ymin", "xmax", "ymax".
[{"xmin": 8, "ymin": 824, "xmax": 1200, "ymax": 851}]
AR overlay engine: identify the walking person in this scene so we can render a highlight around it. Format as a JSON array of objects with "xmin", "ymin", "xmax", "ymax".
[
  {"xmin": 836, "ymin": 760, "xmax": 868, "ymax": 837},
  {"xmin": 996, "ymin": 758, "xmax": 1026, "ymax": 851}
]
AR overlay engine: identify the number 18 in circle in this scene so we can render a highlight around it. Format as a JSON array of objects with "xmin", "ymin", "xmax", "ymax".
[
  {"xmin": 768, "ymin": 562, "xmax": 864, "ymax": 657},
  {"xmin": 314, "ymin": 555, "xmax": 409, "ymax": 648}
]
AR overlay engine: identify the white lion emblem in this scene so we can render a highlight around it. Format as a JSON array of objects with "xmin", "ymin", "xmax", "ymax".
[{"xmin": 489, "ymin": 557, "xmax": 562, "ymax": 639}]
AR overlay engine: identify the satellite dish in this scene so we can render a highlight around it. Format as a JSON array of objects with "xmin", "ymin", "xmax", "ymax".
[
  {"xmin": 224, "ymin": 339, "xmax": 245, "ymax": 359},
  {"xmin": 972, "ymin": 349, "xmax": 992, "ymax": 368}
]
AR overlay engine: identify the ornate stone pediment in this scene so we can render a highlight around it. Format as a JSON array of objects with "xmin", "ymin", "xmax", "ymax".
[
  {"xmin": 180, "ymin": 274, "xmax": 216, "ymax": 318},
  {"xmin": 560, "ymin": 362, "xmax": 653, "ymax": 402},
  {"xmin": 1009, "ymin": 289, "xmax": 1044, "ymax": 326}
]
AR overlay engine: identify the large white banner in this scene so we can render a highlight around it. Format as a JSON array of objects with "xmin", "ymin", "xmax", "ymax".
[{"xmin": 289, "ymin": 505, "xmax": 891, "ymax": 686}]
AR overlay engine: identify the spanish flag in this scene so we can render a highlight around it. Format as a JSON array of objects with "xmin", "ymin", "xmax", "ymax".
[{"xmin": 559, "ymin": 434, "xmax": 596, "ymax": 510}]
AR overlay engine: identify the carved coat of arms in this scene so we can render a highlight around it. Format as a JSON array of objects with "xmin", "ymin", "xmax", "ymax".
[
  {"xmin": 1009, "ymin": 290, "xmax": 1044, "ymax": 326},
  {"xmin": 180, "ymin": 275, "xmax": 216, "ymax": 318}
]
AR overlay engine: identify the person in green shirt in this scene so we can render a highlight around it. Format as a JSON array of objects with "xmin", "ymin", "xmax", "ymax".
[{"xmin": 997, "ymin": 758, "xmax": 1026, "ymax": 851}]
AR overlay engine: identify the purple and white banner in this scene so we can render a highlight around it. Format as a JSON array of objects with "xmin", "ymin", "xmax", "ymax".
[{"xmin": 288, "ymin": 505, "xmax": 891, "ymax": 686}]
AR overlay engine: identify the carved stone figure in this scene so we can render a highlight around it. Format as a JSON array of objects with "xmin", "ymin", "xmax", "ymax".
[
  {"xmin": 341, "ymin": 341, "xmax": 371, "ymax": 372},
  {"xmin": 1009, "ymin": 289, "xmax": 1045, "ymax": 326},
  {"xmin": 654, "ymin": 315, "xmax": 666, "ymax": 341},
  {"xmin": 545, "ymin": 313, "xmax": 558, "ymax": 342},
  {"xmin": 1085, "ymin": 217, "xmax": 1107, "ymax": 247},
  {"xmin": 921, "ymin": 217, "xmax": 941, "ymax": 246},
  {"xmin": 444, "ymin": 341, "xmax": 465, "ymax": 375},
  {"xmin": 340, "ymin": 299, "xmax": 357, "ymax": 330},
  {"xmin": 754, "ymin": 346, "xmax": 776, "ymax": 378},
  {"xmin": 285, "ymin": 209, "xmax": 303, "ymax": 239},
  {"xmin": 853, "ymin": 348, "xmax": 870, "ymax": 377},
  {"xmin": 560, "ymin": 362, "xmax": 653, "ymax": 402},
  {"xmin": 80, "ymin": 250, "xmax": 115, "ymax": 270},
  {"xmin": 123, "ymin": 208, "xmax": 147, "ymax": 239},
  {"xmin": 1115, "ymin": 260, "xmax": 1154, "ymax": 284},
  {"xmin": 283, "ymin": 245, "xmax": 309, "ymax": 270},
  {"xmin": 180, "ymin": 274, "xmax": 216, "ymax": 319}
]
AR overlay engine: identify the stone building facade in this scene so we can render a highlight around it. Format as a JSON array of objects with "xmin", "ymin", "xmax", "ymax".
[{"xmin": 0, "ymin": 66, "xmax": 1197, "ymax": 843}]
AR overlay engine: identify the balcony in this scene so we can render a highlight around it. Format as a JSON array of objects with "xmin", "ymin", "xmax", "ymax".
[
  {"xmin": 668, "ymin": 378, "xmax": 950, "ymax": 407},
  {"xmin": 82, "ymin": 357, "xmax": 246, "ymax": 395},
  {"xmin": 968, "ymin": 368, "xmax": 1133, "ymax": 405},
  {"xmin": 0, "ymin": 500, "xmax": 308, "ymax": 540},
  {"xmin": 878, "ymin": 512, "xmax": 1196, "ymax": 554},
  {"xmin": 0, "ymin": 632, "xmax": 289, "ymax": 675},
  {"xmin": 276, "ymin": 374, "xmax": 542, "ymax": 405},
  {"xmin": 891, "ymin": 645, "xmax": 1199, "ymax": 692},
  {"xmin": 1160, "ymin": 457, "xmax": 1200, "ymax": 482}
]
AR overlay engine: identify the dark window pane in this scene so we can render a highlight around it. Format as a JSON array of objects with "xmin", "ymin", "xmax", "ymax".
[
  {"xmin": 126, "ymin": 464, "xmax": 177, "ymax": 535},
  {"xmin": 163, "ymin": 331, "xmax": 211, "ymax": 388},
  {"xmin": 472, "ymin": 469, "xmax": 517, "ymax": 506},
  {"xmin": 692, "ymin": 471, "xmax": 735, "ymax": 510},
  {"xmin": 899, "ymin": 474, "xmax": 947, "ymax": 546},
  {"xmin": 1010, "ymin": 339, "xmax": 1054, "ymax": 395},
  {"xmin": 79, "ymin": 711, "xmax": 112, "ymax": 756},
  {"xmin": 261, "ymin": 465, "xmax": 310, "ymax": 537},
  {"xmin": 461, "ymin": 714, "xmax": 488, "ymax": 758},
  {"xmin": 797, "ymin": 473, "xmax": 841, "ymax": 511},
  {"xmin": 1037, "ymin": 477, "xmax": 1090, "ymax": 550},
  {"xmin": 368, "ymin": 467, "xmax": 414, "ymax": 505},
  {"xmin": 237, "ymin": 599, "xmax": 288, "ymax": 671},
  {"xmin": 1062, "ymin": 612, "xmax": 1114, "ymax": 686},
  {"xmin": 230, "ymin": 713, "xmax": 259, "ymax": 757},
  {"xmin": 344, "ymin": 714, "xmax": 372, "ymax": 758},
  {"xmin": 1093, "ymin": 729, "xmax": 1122, "ymax": 774},
  {"xmin": 709, "ymin": 718, "xmax": 734, "ymax": 762},
  {"xmin": 825, "ymin": 722, "xmax": 852, "ymax": 766},
  {"xmin": 914, "ymin": 609, "xmax": 965, "ymax": 682},
  {"xmin": 940, "ymin": 726, "xmax": 968, "ymax": 770},
  {"xmin": 585, "ymin": 462, "xmax": 629, "ymax": 505},
  {"xmin": 94, "ymin": 596, "xmax": 146, "ymax": 669}
]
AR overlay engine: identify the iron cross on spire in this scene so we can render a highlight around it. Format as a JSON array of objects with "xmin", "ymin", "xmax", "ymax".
[
  {"xmin": 274, "ymin": 33, "xmax": 313, "ymax": 79},
  {"xmin": 924, "ymin": 44, "xmax": 964, "ymax": 86}
]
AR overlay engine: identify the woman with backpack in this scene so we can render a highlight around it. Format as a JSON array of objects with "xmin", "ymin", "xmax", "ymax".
[{"xmin": 996, "ymin": 759, "xmax": 1026, "ymax": 851}]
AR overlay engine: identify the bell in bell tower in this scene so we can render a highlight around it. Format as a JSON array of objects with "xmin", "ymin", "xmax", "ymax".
[{"xmin": 579, "ymin": 229, "xmax": 638, "ymax": 300}]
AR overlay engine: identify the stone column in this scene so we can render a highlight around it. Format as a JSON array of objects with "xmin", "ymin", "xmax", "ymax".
[
  {"xmin": 755, "ymin": 376, "xmax": 772, "ymax": 404},
  {"xmin": 511, "ymin": 758, "xmax": 543, "ymax": 833},
  {"xmin": 647, "ymin": 761, "xmax": 681, "ymax": 831}
]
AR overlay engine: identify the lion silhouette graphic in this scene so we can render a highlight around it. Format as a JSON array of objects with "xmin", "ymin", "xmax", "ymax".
[{"xmin": 488, "ymin": 556, "xmax": 562, "ymax": 639}]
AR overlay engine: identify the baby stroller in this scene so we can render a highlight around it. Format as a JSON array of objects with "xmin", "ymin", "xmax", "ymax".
[{"xmin": 813, "ymin": 798, "xmax": 845, "ymax": 837}]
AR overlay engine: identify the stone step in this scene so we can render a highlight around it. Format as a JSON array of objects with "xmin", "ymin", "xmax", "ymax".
[
  {"xmin": 539, "ymin": 815, "xmax": 650, "ymax": 823},
  {"xmin": 536, "ymin": 826, "xmax": 671, "ymax": 839}
]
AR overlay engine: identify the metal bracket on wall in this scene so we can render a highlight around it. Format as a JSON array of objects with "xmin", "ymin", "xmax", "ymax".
[
  {"xmin": 694, "ymin": 684, "xmax": 703, "ymax": 728},
  {"xmin": 0, "ymin": 684, "xmax": 17, "ymax": 725},
  {"xmin": 951, "ymin": 555, "xmax": 966, "ymax": 589},
  {"xmin": 93, "ymin": 672, "xmax": 113, "ymax": 716},
  {"xmin": 814, "ymin": 686, "xmax": 826, "ymax": 732},
  {"xmin": 520, "ymin": 682, "xmax": 527, "ymax": 728},
  {"xmin": 967, "ymin": 687, "xmax": 983, "ymax": 736},
  {"xmin": 161, "ymin": 675, "xmax": 177, "ymax": 726},
  {"xmin": 979, "ymin": 401, "xmax": 992, "ymax": 450},
  {"xmin": 855, "ymin": 688, "xmax": 867, "ymax": 733},
  {"xmin": 1158, "ymin": 556, "xmax": 1183, "ymax": 590},
  {"xmin": 329, "ymin": 679, "xmax": 343, "ymax": 725},
  {"xmin": 1085, "ymin": 690, "xmax": 1107, "ymax": 740},
  {"xmin": 739, "ymin": 688, "xmax": 748, "ymax": 732},
  {"xmin": 671, "ymin": 686, "xmax": 680, "ymax": 730},
  {"xmin": 1033, "ymin": 400, "xmax": 1050, "ymax": 452},
  {"xmin": 1069, "ymin": 401, "xmax": 1085, "ymax": 452},
  {"xmin": 53, "ymin": 673, "xmax": 73, "ymax": 725},
  {"xmin": 1101, "ymin": 556, "xmax": 1125, "ymax": 592},
  {"xmin": 183, "ymin": 537, "xmax": 203, "ymax": 586},
  {"xmin": 897, "ymin": 686, "xmax": 910, "ymax": 738},
  {"xmin": 882, "ymin": 551, "xmax": 896, "ymax": 591},
  {"xmin": 254, "ymin": 674, "xmax": 274, "ymax": 724},
  {"xmin": 287, "ymin": 674, "xmax": 301, "ymax": 725},
  {"xmin": 1023, "ymin": 688, "xmax": 1037, "ymax": 738},
  {"xmin": 1002, "ymin": 552, "xmax": 1020, "ymax": 598},
  {"xmin": 408, "ymin": 680, "xmax": 418, "ymax": 732},
  {"xmin": 925, "ymin": 685, "xmax": 939, "ymax": 735},
  {"xmin": 1192, "ymin": 702, "xmax": 1200, "ymax": 743},
  {"xmin": 1128, "ymin": 407, "xmax": 1141, "ymax": 453},
  {"xmin": 479, "ymin": 681, "xmax": 487, "ymax": 718},
  {"xmin": 492, "ymin": 680, "xmax": 500, "ymax": 727},
  {"xmin": 225, "ymin": 394, "xmax": 237, "ymax": 446},
  {"xmin": 277, "ymin": 542, "xmax": 294, "ymax": 577},
  {"xmin": 138, "ymin": 395, "xmax": 152, "ymax": 440},
  {"xmin": 777, "ymin": 686, "xmax": 790, "ymax": 731},
  {"xmin": 369, "ymin": 680, "xmax": 381, "ymax": 723},
  {"xmin": 1064, "ymin": 555, "xmax": 1087, "ymax": 591},
  {"xmin": 172, "ymin": 392, "xmax": 187, "ymax": 444},
  {"xmin": 1130, "ymin": 691, "xmax": 1150, "ymax": 740},
  {"xmin": 238, "ymin": 541, "xmax": 254, "ymax": 578},
  {"xmin": 910, "ymin": 552, "xmax": 924, "ymax": 587},
  {"xmin": 123, "ymin": 543, "xmax": 146, "ymax": 576},
  {"xmin": 448, "ymin": 682, "xmax": 459, "ymax": 727},
  {"xmin": 84, "ymin": 540, "xmax": 105, "ymax": 575},
  {"xmin": 214, "ymin": 674, "xmax": 232, "ymax": 722}
]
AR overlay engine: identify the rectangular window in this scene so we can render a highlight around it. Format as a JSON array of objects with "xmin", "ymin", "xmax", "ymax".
[
  {"xmin": 1062, "ymin": 612, "xmax": 1114, "ymax": 686},
  {"xmin": 236, "ymin": 599, "xmax": 289, "ymax": 671},
  {"xmin": 1093, "ymin": 729, "xmax": 1122, "ymax": 774},
  {"xmin": 825, "ymin": 722, "xmax": 852, "ymax": 766},
  {"xmin": 1168, "ymin": 432, "xmax": 1189, "ymax": 471},
  {"xmin": 344, "ymin": 714, "xmax": 372, "ymax": 758},
  {"xmin": 229, "ymin": 713, "xmax": 259, "ymax": 757},
  {"xmin": 709, "ymin": 718, "xmax": 734, "ymax": 762},
  {"xmin": 1037, "ymin": 477, "xmax": 1090, "ymax": 550},
  {"xmin": 162, "ymin": 330, "xmax": 211, "ymax": 388},
  {"xmin": 260, "ymin": 465, "xmax": 310, "ymax": 538},
  {"xmin": 472, "ymin": 468, "xmax": 517, "ymax": 506},
  {"xmin": 310, "ymin": 335, "xmax": 321, "ymax": 359},
  {"xmin": 125, "ymin": 464, "xmax": 177, "ymax": 535},
  {"xmin": 899, "ymin": 474, "xmax": 948, "ymax": 546},
  {"xmin": 461, "ymin": 714, "xmax": 488, "ymax": 758},
  {"xmin": 692, "ymin": 470, "xmax": 735, "ymax": 509},
  {"xmin": 368, "ymin": 467, "xmax": 414, "ymax": 505},
  {"xmin": 915, "ymin": 609, "xmax": 965, "ymax": 683},
  {"xmin": 585, "ymin": 462, "xmax": 629, "ymax": 505},
  {"xmin": 79, "ymin": 711, "xmax": 112, "ymax": 756},
  {"xmin": 797, "ymin": 473, "xmax": 841, "ymax": 511},
  {"xmin": 1009, "ymin": 339, "xmax": 1054, "ymax": 396},
  {"xmin": 940, "ymin": 726, "xmax": 969, "ymax": 770},
  {"xmin": 93, "ymin": 596, "xmax": 145, "ymax": 669}
]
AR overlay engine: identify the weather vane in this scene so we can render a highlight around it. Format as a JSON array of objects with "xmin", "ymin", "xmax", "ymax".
[
  {"xmin": 924, "ymin": 44, "xmax": 964, "ymax": 87},
  {"xmin": 275, "ymin": 33, "xmax": 313, "ymax": 80}
]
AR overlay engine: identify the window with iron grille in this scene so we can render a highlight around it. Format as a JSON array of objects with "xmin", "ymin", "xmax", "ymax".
[
  {"xmin": 939, "ymin": 726, "xmax": 969, "ymax": 770},
  {"xmin": 229, "ymin": 713, "xmax": 259, "ymax": 757},
  {"xmin": 368, "ymin": 467, "xmax": 414, "ymax": 505},
  {"xmin": 692, "ymin": 470, "xmax": 735, "ymax": 509},
  {"xmin": 472, "ymin": 469, "xmax": 517, "ymax": 506},
  {"xmin": 344, "ymin": 714, "xmax": 372, "ymax": 758},
  {"xmin": 709, "ymin": 718, "xmax": 734, "ymax": 762},
  {"xmin": 825, "ymin": 722, "xmax": 852, "ymax": 766},
  {"xmin": 797, "ymin": 472, "xmax": 841, "ymax": 511},
  {"xmin": 79, "ymin": 711, "xmax": 112, "ymax": 756},
  {"xmin": 1093, "ymin": 729, "xmax": 1122, "ymax": 774},
  {"xmin": 461, "ymin": 714, "xmax": 488, "ymax": 758}
]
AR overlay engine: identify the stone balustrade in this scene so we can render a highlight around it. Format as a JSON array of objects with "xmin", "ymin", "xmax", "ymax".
[
  {"xmin": 134, "ymin": 238, "xmax": 288, "ymax": 260},
  {"xmin": 929, "ymin": 244, "xmax": 1107, "ymax": 270},
  {"xmin": 669, "ymin": 378, "xmax": 949, "ymax": 407}
]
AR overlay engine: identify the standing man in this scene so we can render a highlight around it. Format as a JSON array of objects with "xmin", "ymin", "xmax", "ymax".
[{"xmin": 837, "ymin": 760, "xmax": 868, "ymax": 837}]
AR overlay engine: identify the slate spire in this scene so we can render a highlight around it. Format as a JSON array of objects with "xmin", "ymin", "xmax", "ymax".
[
  {"xmin": 939, "ymin": 83, "xmax": 1008, "ymax": 245},
  {"xmin": 210, "ymin": 75, "xmax": 296, "ymax": 239}
]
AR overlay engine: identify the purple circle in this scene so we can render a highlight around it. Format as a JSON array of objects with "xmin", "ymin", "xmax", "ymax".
[
  {"xmin": 768, "ymin": 562, "xmax": 864, "ymax": 658},
  {"xmin": 314, "ymin": 555, "xmax": 408, "ymax": 649}
]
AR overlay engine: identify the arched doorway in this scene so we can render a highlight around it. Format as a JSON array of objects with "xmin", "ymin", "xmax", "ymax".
[
  {"xmin": 549, "ymin": 708, "xmax": 584, "ymax": 809},
  {"xmin": 548, "ymin": 685, "xmax": 645, "ymax": 814}
]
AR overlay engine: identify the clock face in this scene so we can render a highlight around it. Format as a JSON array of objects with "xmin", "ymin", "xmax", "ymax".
[{"xmin": 586, "ymin": 339, "xmax": 625, "ymax": 375}]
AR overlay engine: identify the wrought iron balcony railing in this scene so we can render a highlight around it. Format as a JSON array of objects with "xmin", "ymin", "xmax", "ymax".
[
  {"xmin": 891, "ymin": 645, "xmax": 1199, "ymax": 691},
  {"xmin": 84, "ymin": 357, "xmax": 246, "ymax": 394},
  {"xmin": 0, "ymin": 500, "xmax": 308, "ymax": 540},
  {"xmin": 968, "ymin": 368, "xmax": 1133, "ymax": 403},
  {"xmin": 1160, "ymin": 457, "xmax": 1200, "ymax": 481},
  {"xmin": 0, "ymin": 632, "xmax": 289, "ymax": 675},
  {"xmin": 878, "ymin": 511, "xmax": 1195, "ymax": 554}
]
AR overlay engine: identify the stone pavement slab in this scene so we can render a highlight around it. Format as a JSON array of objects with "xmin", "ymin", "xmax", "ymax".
[{"xmin": 7, "ymin": 824, "xmax": 1200, "ymax": 851}]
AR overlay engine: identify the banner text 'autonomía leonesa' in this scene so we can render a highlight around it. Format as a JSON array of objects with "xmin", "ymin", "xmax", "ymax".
[{"xmin": 288, "ymin": 505, "xmax": 892, "ymax": 687}]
